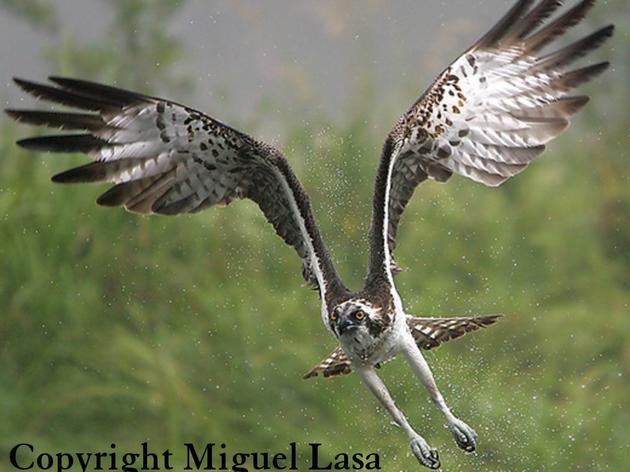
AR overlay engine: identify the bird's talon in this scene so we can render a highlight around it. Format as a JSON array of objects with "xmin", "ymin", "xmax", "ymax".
[
  {"xmin": 449, "ymin": 418, "xmax": 477, "ymax": 453},
  {"xmin": 410, "ymin": 437, "xmax": 441, "ymax": 469}
]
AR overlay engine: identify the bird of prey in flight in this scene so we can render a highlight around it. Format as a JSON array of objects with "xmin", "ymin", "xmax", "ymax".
[{"xmin": 6, "ymin": 0, "xmax": 612, "ymax": 468}]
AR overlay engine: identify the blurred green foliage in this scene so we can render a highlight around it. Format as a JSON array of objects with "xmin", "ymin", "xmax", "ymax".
[
  {"xmin": 0, "ymin": 0, "xmax": 56, "ymax": 32},
  {"xmin": 1, "ymin": 1, "xmax": 629, "ymax": 471}
]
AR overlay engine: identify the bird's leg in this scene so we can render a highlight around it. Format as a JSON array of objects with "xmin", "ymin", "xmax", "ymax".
[
  {"xmin": 356, "ymin": 366, "xmax": 440, "ymax": 470},
  {"xmin": 401, "ymin": 339, "xmax": 477, "ymax": 453}
]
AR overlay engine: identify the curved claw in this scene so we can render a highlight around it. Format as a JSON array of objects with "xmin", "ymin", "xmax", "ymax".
[
  {"xmin": 448, "ymin": 418, "xmax": 478, "ymax": 453},
  {"xmin": 410, "ymin": 437, "xmax": 440, "ymax": 469}
]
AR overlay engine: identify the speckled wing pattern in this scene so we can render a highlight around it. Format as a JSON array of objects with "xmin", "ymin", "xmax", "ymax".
[
  {"xmin": 304, "ymin": 314, "xmax": 501, "ymax": 379},
  {"xmin": 6, "ymin": 77, "xmax": 334, "ymax": 290},
  {"xmin": 381, "ymin": 0, "xmax": 613, "ymax": 273}
]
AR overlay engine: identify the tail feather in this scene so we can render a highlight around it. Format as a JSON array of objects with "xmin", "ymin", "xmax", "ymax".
[
  {"xmin": 303, "ymin": 346, "xmax": 352, "ymax": 380},
  {"xmin": 407, "ymin": 314, "xmax": 502, "ymax": 350},
  {"xmin": 304, "ymin": 314, "xmax": 502, "ymax": 380}
]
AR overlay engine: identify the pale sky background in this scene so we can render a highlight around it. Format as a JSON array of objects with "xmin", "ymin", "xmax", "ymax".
[
  {"xmin": 1, "ymin": 0, "xmax": 627, "ymax": 140},
  {"xmin": 0, "ymin": 1, "xmax": 505, "ymax": 105}
]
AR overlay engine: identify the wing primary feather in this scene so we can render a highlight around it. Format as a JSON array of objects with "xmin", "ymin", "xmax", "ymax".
[
  {"xmin": 535, "ymin": 25, "xmax": 614, "ymax": 72},
  {"xmin": 512, "ymin": 95, "xmax": 590, "ymax": 121},
  {"xmin": 474, "ymin": 0, "xmax": 534, "ymax": 48},
  {"xmin": 48, "ymin": 76, "xmax": 150, "ymax": 106},
  {"xmin": 51, "ymin": 158, "xmax": 147, "ymax": 184},
  {"xmin": 5, "ymin": 109, "xmax": 105, "ymax": 131},
  {"xmin": 551, "ymin": 61, "xmax": 610, "ymax": 90},
  {"xmin": 16, "ymin": 134, "xmax": 106, "ymax": 153},
  {"xmin": 524, "ymin": 0, "xmax": 597, "ymax": 53},
  {"xmin": 96, "ymin": 181, "xmax": 138, "ymax": 207},
  {"xmin": 12, "ymin": 78, "xmax": 117, "ymax": 111},
  {"xmin": 552, "ymin": 95, "xmax": 590, "ymax": 115},
  {"xmin": 506, "ymin": 0, "xmax": 564, "ymax": 41},
  {"xmin": 52, "ymin": 161, "xmax": 111, "ymax": 183}
]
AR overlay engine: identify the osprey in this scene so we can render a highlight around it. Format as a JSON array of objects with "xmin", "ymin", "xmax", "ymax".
[{"xmin": 6, "ymin": 0, "xmax": 611, "ymax": 468}]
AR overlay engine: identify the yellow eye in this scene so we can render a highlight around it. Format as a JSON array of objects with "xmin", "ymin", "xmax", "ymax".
[
  {"xmin": 354, "ymin": 311, "xmax": 365, "ymax": 321},
  {"xmin": 330, "ymin": 311, "xmax": 338, "ymax": 321}
]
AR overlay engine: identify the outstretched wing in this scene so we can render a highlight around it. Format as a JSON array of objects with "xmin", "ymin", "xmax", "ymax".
[
  {"xmin": 368, "ymin": 0, "xmax": 613, "ymax": 279},
  {"xmin": 304, "ymin": 314, "xmax": 501, "ymax": 379},
  {"xmin": 6, "ymin": 77, "xmax": 344, "ymax": 295}
]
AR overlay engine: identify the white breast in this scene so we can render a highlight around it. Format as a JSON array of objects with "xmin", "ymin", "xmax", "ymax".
[{"xmin": 340, "ymin": 312, "xmax": 407, "ymax": 367}]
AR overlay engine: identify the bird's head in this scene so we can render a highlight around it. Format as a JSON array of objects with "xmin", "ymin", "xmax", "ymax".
[{"xmin": 328, "ymin": 299, "xmax": 384, "ymax": 339}]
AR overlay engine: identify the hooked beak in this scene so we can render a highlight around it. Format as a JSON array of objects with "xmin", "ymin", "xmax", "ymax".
[{"xmin": 337, "ymin": 318, "xmax": 358, "ymax": 335}]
